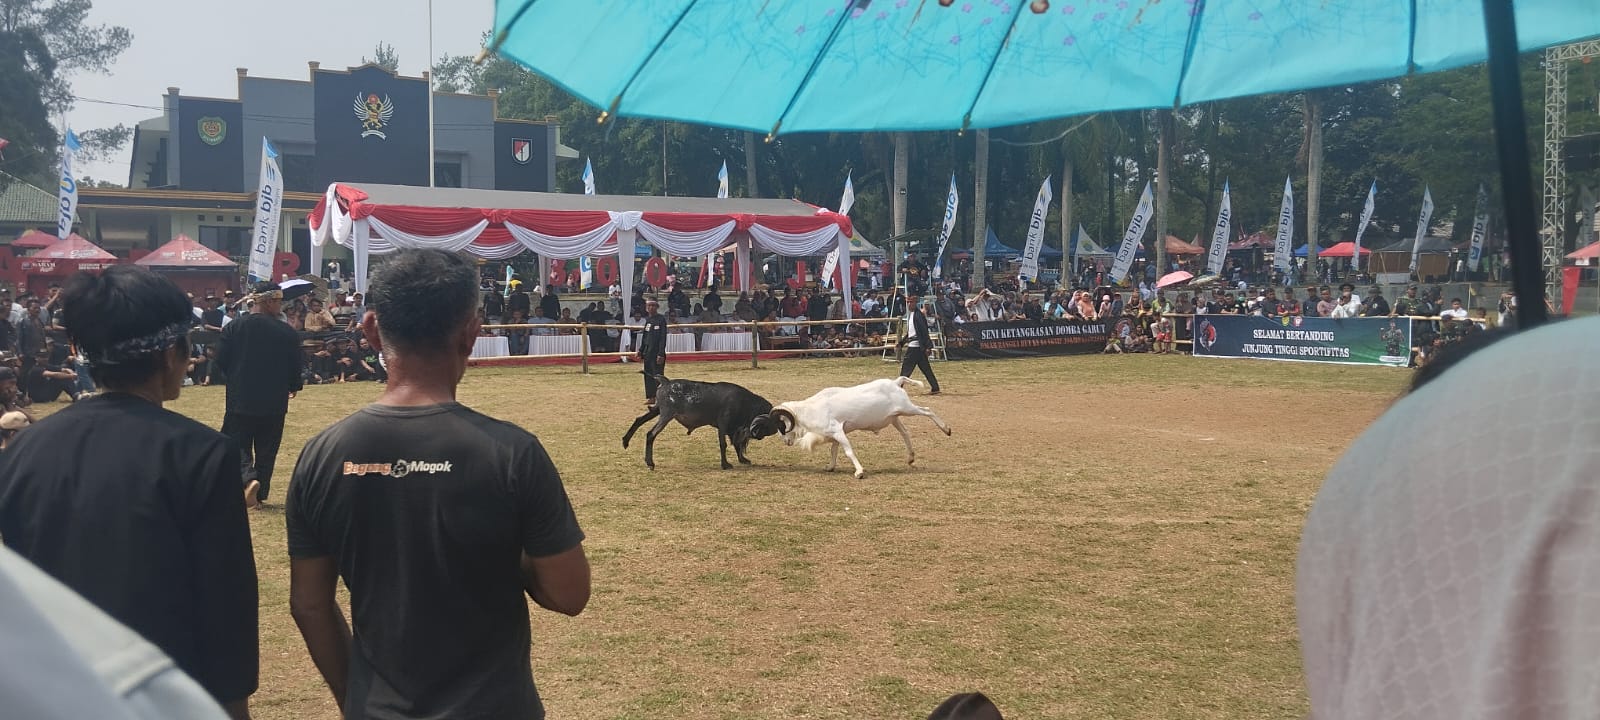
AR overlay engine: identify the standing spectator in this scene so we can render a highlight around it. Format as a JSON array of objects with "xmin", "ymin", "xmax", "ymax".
[
  {"xmin": 1392, "ymin": 285, "xmax": 1424, "ymax": 316},
  {"xmin": 1330, "ymin": 284, "xmax": 1362, "ymax": 318},
  {"xmin": 0, "ymin": 265, "xmax": 258, "ymax": 718},
  {"xmin": 216, "ymin": 281, "xmax": 303, "ymax": 509},
  {"xmin": 703, "ymin": 286, "xmax": 723, "ymax": 315},
  {"xmin": 897, "ymin": 297, "xmax": 941, "ymax": 394},
  {"xmin": 482, "ymin": 285, "xmax": 503, "ymax": 325},
  {"xmin": 807, "ymin": 289, "xmax": 830, "ymax": 322},
  {"xmin": 1362, "ymin": 287, "xmax": 1391, "ymax": 317},
  {"xmin": 1441, "ymin": 298, "xmax": 1470, "ymax": 321},
  {"xmin": 537, "ymin": 284, "xmax": 559, "ymax": 321},
  {"xmin": 286, "ymin": 249, "xmax": 588, "ymax": 720},
  {"xmin": 637, "ymin": 298, "xmax": 668, "ymax": 405},
  {"xmin": 1316, "ymin": 286, "xmax": 1337, "ymax": 317}
]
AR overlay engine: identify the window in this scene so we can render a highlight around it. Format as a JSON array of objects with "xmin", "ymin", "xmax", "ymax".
[
  {"xmin": 281, "ymin": 153, "xmax": 315, "ymax": 193},
  {"xmin": 435, "ymin": 161, "xmax": 462, "ymax": 189},
  {"xmin": 198, "ymin": 226, "xmax": 250, "ymax": 259}
]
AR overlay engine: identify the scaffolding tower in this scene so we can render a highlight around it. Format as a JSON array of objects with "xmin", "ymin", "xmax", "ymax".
[{"xmin": 1544, "ymin": 41, "xmax": 1600, "ymax": 303}]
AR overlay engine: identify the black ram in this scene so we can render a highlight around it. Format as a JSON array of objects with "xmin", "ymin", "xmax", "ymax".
[{"xmin": 622, "ymin": 375, "xmax": 776, "ymax": 470}]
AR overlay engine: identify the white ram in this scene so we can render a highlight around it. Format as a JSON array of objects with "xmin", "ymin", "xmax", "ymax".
[{"xmin": 749, "ymin": 377, "xmax": 951, "ymax": 479}]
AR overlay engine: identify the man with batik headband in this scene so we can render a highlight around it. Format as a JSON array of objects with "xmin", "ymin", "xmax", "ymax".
[
  {"xmin": 217, "ymin": 281, "xmax": 303, "ymax": 509},
  {"xmin": 0, "ymin": 265, "xmax": 260, "ymax": 717}
]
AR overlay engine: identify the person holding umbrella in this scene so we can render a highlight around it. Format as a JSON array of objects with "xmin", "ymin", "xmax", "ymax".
[{"xmin": 216, "ymin": 281, "xmax": 303, "ymax": 509}]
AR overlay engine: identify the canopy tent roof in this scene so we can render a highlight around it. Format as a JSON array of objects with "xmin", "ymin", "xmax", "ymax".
[
  {"xmin": 1318, "ymin": 241, "xmax": 1372, "ymax": 258},
  {"xmin": 1374, "ymin": 234, "xmax": 1457, "ymax": 254},
  {"xmin": 13, "ymin": 230, "xmax": 58, "ymax": 250},
  {"xmin": 309, "ymin": 181, "xmax": 861, "ymax": 315},
  {"xmin": 1230, "ymin": 232, "xmax": 1275, "ymax": 250},
  {"xmin": 848, "ymin": 231, "xmax": 886, "ymax": 257},
  {"xmin": 135, "ymin": 234, "xmax": 238, "ymax": 269},
  {"xmin": 979, "ymin": 226, "xmax": 1062, "ymax": 259},
  {"xmin": 33, "ymin": 233, "xmax": 115, "ymax": 260},
  {"xmin": 1567, "ymin": 241, "xmax": 1600, "ymax": 261},
  {"xmin": 1070, "ymin": 227, "xmax": 1113, "ymax": 258},
  {"xmin": 1164, "ymin": 235, "xmax": 1205, "ymax": 255}
]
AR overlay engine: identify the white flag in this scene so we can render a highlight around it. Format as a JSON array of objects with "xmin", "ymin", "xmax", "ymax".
[
  {"xmin": 717, "ymin": 160, "xmax": 729, "ymax": 199},
  {"xmin": 1409, "ymin": 186, "xmax": 1434, "ymax": 273},
  {"xmin": 1353, "ymin": 181, "xmax": 1376, "ymax": 271},
  {"xmin": 247, "ymin": 139, "xmax": 283, "ymax": 283},
  {"xmin": 1206, "ymin": 181, "xmax": 1232, "ymax": 276},
  {"xmin": 55, "ymin": 129, "xmax": 82, "ymax": 239},
  {"xmin": 821, "ymin": 174, "xmax": 854, "ymax": 289},
  {"xmin": 1018, "ymin": 176, "xmax": 1053, "ymax": 283},
  {"xmin": 581, "ymin": 158, "xmax": 595, "ymax": 195},
  {"xmin": 1273, "ymin": 177, "xmax": 1294, "ymax": 273},
  {"xmin": 1110, "ymin": 183, "xmax": 1154, "ymax": 284},
  {"xmin": 930, "ymin": 174, "xmax": 960, "ymax": 279},
  {"xmin": 1467, "ymin": 184, "xmax": 1489, "ymax": 272}
]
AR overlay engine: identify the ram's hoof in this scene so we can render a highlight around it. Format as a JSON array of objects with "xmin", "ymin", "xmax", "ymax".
[{"xmin": 854, "ymin": 470, "xmax": 866, "ymax": 480}]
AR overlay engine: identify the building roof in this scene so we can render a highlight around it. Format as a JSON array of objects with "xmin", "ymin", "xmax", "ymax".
[{"xmin": 0, "ymin": 173, "xmax": 70, "ymax": 225}]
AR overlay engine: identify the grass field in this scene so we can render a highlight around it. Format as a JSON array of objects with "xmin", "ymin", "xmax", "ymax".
[{"xmin": 148, "ymin": 354, "xmax": 1407, "ymax": 719}]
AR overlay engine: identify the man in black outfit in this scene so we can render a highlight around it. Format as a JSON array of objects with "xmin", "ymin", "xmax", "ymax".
[
  {"xmin": 217, "ymin": 281, "xmax": 303, "ymax": 508},
  {"xmin": 898, "ymin": 296, "xmax": 941, "ymax": 394},
  {"xmin": 287, "ymin": 248, "xmax": 588, "ymax": 720},
  {"xmin": 637, "ymin": 298, "xmax": 668, "ymax": 405}
]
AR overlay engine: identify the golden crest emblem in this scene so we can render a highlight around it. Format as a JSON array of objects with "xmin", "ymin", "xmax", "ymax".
[{"xmin": 353, "ymin": 92, "xmax": 395, "ymax": 139}]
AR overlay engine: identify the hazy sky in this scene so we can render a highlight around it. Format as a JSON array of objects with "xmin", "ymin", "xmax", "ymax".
[{"xmin": 69, "ymin": 0, "xmax": 493, "ymax": 184}]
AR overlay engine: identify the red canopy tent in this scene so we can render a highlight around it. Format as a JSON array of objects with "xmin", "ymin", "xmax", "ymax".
[
  {"xmin": 13, "ymin": 230, "xmax": 58, "ymax": 251},
  {"xmin": 1317, "ymin": 241, "xmax": 1372, "ymax": 258},
  {"xmin": 309, "ymin": 182, "xmax": 857, "ymax": 314},
  {"xmin": 1566, "ymin": 241, "xmax": 1600, "ymax": 261},
  {"xmin": 136, "ymin": 234, "xmax": 241, "ymax": 297},
  {"xmin": 1229, "ymin": 232, "xmax": 1273, "ymax": 251},
  {"xmin": 19, "ymin": 234, "xmax": 122, "ymax": 295}
]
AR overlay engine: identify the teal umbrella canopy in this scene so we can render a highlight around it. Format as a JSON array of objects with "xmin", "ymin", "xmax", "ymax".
[{"xmin": 491, "ymin": 0, "xmax": 1598, "ymax": 134}]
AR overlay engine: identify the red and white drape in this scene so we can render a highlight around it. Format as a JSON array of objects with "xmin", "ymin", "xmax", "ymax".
[{"xmin": 309, "ymin": 183, "xmax": 854, "ymax": 315}]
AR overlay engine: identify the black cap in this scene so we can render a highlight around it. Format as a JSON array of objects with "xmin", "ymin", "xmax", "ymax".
[{"xmin": 0, "ymin": 367, "xmax": 16, "ymax": 382}]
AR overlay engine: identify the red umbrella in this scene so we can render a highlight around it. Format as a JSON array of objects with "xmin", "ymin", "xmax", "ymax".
[{"xmin": 1156, "ymin": 270, "xmax": 1193, "ymax": 289}]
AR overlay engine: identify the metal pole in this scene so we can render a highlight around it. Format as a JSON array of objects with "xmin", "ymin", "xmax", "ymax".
[
  {"xmin": 427, "ymin": 0, "xmax": 436, "ymax": 188},
  {"xmin": 1481, "ymin": 0, "xmax": 1548, "ymax": 328},
  {"xmin": 579, "ymin": 323, "xmax": 589, "ymax": 374},
  {"xmin": 750, "ymin": 323, "xmax": 760, "ymax": 369}
]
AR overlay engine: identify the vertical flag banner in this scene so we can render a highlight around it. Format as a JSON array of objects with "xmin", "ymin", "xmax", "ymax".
[
  {"xmin": 821, "ymin": 173, "xmax": 855, "ymax": 288},
  {"xmin": 247, "ymin": 139, "xmax": 283, "ymax": 282},
  {"xmin": 717, "ymin": 161, "xmax": 729, "ymax": 199},
  {"xmin": 1207, "ymin": 181, "xmax": 1232, "ymax": 276},
  {"xmin": 1017, "ymin": 176, "xmax": 1054, "ymax": 283},
  {"xmin": 1352, "ymin": 181, "xmax": 1377, "ymax": 272},
  {"xmin": 56, "ymin": 130, "xmax": 82, "ymax": 239},
  {"xmin": 1111, "ymin": 182, "xmax": 1154, "ymax": 283},
  {"xmin": 930, "ymin": 174, "xmax": 960, "ymax": 279},
  {"xmin": 1467, "ymin": 184, "xmax": 1489, "ymax": 272},
  {"xmin": 504, "ymin": 265, "xmax": 515, "ymax": 299},
  {"xmin": 1273, "ymin": 177, "xmax": 1294, "ymax": 273},
  {"xmin": 1409, "ymin": 186, "xmax": 1434, "ymax": 273},
  {"xmin": 581, "ymin": 157, "xmax": 595, "ymax": 288}
]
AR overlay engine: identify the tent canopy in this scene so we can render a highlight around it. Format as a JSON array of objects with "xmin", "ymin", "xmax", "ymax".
[
  {"xmin": 1375, "ymin": 235, "xmax": 1456, "ymax": 254},
  {"xmin": 981, "ymin": 226, "xmax": 1062, "ymax": 259},
  {"xmin": 1070, "ymin": 227, "xmax": 1113, "ymax": 258},
  {"xmin": 13, "ymin": 230, "xmax": 57, "ymax": 250},
  {"xmin": 848, "ymin": 231, "xmax": 885, "ymax": 257},
  {"xmin": 1164, "ymin": 235, "xmax": 1205, "ymax": 255},
  {"xmin": 34, "ymin": 234, "xmax": 115, "ymax": 260},
  {"xmin": 136, "ymin": 234, "xmax": 238, "ymax": 269},
  {"xmin": 1318, "ymin": 241, "xmax": 1372, "ymax": 258},
  {"xmin": 309, "ymin": 181, "xmax": 859, "ymax": 315},
  {"xmin": 1230, "ymin": 232, "xmax": 1274, "ymax": 250},
  {"xmin": 1568, "ymin": 241, "xmax": 1600, "ymax": 261}
]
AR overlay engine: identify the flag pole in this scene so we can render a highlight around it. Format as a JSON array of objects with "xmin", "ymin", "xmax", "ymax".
[{"xmin": 426, "ymin": 0, "xmax": 436, "ymax": 188}]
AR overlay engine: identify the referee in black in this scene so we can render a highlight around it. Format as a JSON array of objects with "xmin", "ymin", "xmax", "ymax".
[
  {"xmin": 216, "ymin": 281, "xmax": 303, "ymax": 508},
  {"xmin": 636, "ymin": 298, "xmax": 668, "ymax": 406},
  {"xmin": 898, "ymin": 296, "xmax": 941, "ymax": 394}
]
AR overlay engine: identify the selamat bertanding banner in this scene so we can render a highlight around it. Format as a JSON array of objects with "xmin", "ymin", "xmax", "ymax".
[
  {"xmin": 1191, "ymin": 315, "xmax": 1412, "ymax": 367},
  {"xmin": 944, "ymin": 318, "xmax": 1107, "ymax": 359}
]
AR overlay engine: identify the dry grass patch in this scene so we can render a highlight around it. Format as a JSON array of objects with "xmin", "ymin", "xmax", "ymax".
[{"xmin": 69, "ymin": 353, "xmax": 1411, "ymax": 719}]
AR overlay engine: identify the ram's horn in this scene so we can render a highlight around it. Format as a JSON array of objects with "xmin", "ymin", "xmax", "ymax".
[{"xmin": 771, "ymin": 408, "xmax": 796, "ymax": 435}]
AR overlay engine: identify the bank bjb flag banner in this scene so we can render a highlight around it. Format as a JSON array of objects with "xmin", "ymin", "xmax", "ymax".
[
  {"xmin": 1206, "ymin": 181, "xmax": 1231, "ymax": 275},
  {"xmin": 1353, "ymin": 181, "xmax": 1376, "ymax": 270},
  {"xmin": 931, "ymin": 174, "xmax": 959, "ymax": 279},
  {"xmin": 56, "ymin": 129, "xmax": 82, "ymax": 239},
  {"xmin": 1110, "ymin": 182, "xmax": 1154, "ymax": 283},
  {"xmin": 1409, "ymin": 186, "xmax": 1434, "ymax": 273},
  {"xmin": 1017, "ymin": 176, "xmax": 1053, "ymax": 283},
  {"xmin": 1273, "ymin": 177, "xmax": 1294, "ymax": 272},
  {"xmin": 247, "ymin": 139, "xmax": 282, "ymax": 283},
  {"xmin": 820, "ymin": 173, "xmax": 854, "ymax": 288},
  {"xmin": 1192, "ymin": 315, "xmax": 1412, "ymax": 367},
  {"xmin": 1467, "ymin": 184, "xmax": 1489, "ymax": 272}
]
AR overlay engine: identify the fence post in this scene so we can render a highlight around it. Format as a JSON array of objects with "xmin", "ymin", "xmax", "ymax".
[
  {"xmin": 750, "ymin": 322, "xmax": 760, "ymax": 369},
  {"xmin": 579, "ymin": 323, "xmax": 589, "ymax": 374}
]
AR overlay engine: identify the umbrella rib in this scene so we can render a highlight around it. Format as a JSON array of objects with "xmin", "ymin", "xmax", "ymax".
[
  {"xmin": 770, "ymin": 3, "xmax": 862, "ymax": 137},
  {"xmin": 605, "ymin": 0, "xmax": 702, "ymax": 118},
  {"xmin": 1171, "ymin": 0, "xmax": 1208, "ymax": 108},
  {"xmin": 958, "ymin": 0, "xmax": 1029, "ymax": 130}
]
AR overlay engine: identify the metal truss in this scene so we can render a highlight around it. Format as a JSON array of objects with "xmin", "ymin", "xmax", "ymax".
[{"xmin": 1544, "ymin": 41, "xmax": 1600, "ymax": 303}]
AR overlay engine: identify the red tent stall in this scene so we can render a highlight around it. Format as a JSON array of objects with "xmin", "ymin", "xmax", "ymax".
[
  {"xmin": 20, "ymin": 234, "xmax": 122, "ymax": 296},
  {"xmin": 308, "ymin": 183, "xmax": 856, "ymax": 315},
  {"xmin": 13, "ymin": 230, "xmax": 58, "ymax": 252},
  {"xmin": 135, "ymin": 234, "xmax": 241, "ymax": 298}
]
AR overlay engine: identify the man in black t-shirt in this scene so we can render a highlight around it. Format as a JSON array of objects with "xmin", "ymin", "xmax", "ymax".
[
  {"xmin": 25, "ymin": 349, "xmax": 78, "ymax": 404},
  {"xmin": 287, "ymin": 249, "xmax": 588, "ymax": 720},
  {"xmin": 217, "ymin": 282, "xmax": 303, "ymax": 507}
]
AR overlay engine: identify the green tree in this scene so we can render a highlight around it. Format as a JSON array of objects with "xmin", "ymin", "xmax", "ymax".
[{"xmin": 363, "ymin": 41, "xmax": 399, "ymax": 73}]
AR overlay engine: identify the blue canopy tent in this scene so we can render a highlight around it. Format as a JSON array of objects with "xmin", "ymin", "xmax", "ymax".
[{"xmin": 981, "ymin": 227, "xmax": 1063, "ymax": 259}]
